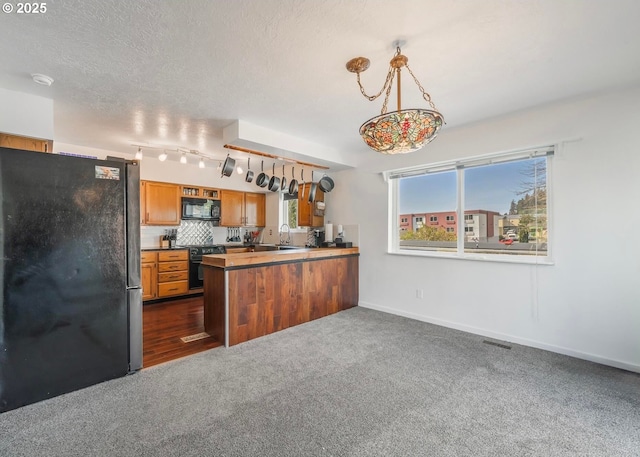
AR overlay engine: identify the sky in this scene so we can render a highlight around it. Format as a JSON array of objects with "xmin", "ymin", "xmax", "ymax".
[{"xmin": 399, "ymin": 159, "xmax": 540, "ymax": 215}]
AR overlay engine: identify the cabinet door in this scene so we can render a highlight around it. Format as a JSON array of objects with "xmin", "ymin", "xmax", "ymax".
[
  {"xmin": 143, "ymin": 181, "xmax": 180, "ymax": 225},
  {"xmin": 244, "ymin": 192, "xmax": 265, "ymax": 227},
  {"xmin": 141, "ymin": 262, "xmax": 157, "ymax": 301},
  {"xmin": 298, "ymin": 183, "xmax": 324, "ymax": 227},
  {"xmin": 220, "ymin": 190, "xmax": 245, "ymax": 226},
  {"xmin": 0, "ymin": 133, "xmax": 50, "ymax": 152},
  {"xmin": 140, "ymin": 181, "xmax": 147, "ymax": 225}
]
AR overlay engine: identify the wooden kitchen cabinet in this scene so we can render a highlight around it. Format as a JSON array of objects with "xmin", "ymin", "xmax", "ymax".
[
  {"xmin": 141, "ymin": 181, "xmax": 180, "ymax": 225},
  {"xmin": 0, "ymin": 133, "xmax": 52, "ymax": 153},
  {"xmin": 142, "ymin": 249, "xmax": 189, "ymax": 301},
  {"xmin": 180, "ymin": 185, "xmax": 219, "ymax": 199},
  {"xmin": 298, "ymin": 183, "xmax": 324, "ymax": 227},
  {"xmin": 220, "ymin": 190, "xmax": 265, "ymax": 227},
  {"xmin": 245, "ymin": 192, "xmax": 265, "ymax": 227},
  {"xmin": 157, "ymin": 250, "xmax": 189, "ymax": 298},
  {"xmin": 141, "ymin": 251, "xmax": 157, "ymax": 301}
]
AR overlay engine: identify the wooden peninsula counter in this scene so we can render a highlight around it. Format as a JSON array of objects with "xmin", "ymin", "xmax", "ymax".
[{"xmin": 201, "ymin": 247, "xmax": 359, "ymax": 347}]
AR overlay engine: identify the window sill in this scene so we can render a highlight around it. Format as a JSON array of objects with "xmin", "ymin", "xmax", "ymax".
[{"xmin": 388, "ymin": 249, "xmax": 554, "ymax": 265}]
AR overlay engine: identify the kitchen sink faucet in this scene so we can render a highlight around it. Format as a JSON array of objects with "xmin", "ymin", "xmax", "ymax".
[{"xmin": 279, "ymin": 224, "xmax": 291, "ymax": 245}]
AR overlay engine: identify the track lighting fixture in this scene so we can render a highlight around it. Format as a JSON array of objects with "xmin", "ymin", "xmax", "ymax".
[
  {"xmin": 158, "ymin": 151, "xmax": 168, "ymax": 162},
  {"xmin": 199, "ymin": 158, "xmax": 205, "ymax": 169},
  {"xmin": 134, "ymin": 146, "xmax": 143, "ymax": 160},
  {"xmin": 180, "ymin": 152, "xmax": 187, "ymax": 164}
]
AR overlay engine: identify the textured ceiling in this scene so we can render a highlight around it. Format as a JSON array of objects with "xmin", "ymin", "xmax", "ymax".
[{"xmin": 2, "ymin": 0, "xmax": 640, "ymax": 169}]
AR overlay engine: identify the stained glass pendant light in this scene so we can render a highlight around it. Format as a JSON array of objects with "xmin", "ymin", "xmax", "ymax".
[{"xmin": 346, "ymin": 44, "xmax": 444, "ymax": 154}]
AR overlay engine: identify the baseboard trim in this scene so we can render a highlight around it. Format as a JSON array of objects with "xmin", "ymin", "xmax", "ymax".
[{"xmin": 358, "ymin": 301, "xmax": 640, "ymax": 374}]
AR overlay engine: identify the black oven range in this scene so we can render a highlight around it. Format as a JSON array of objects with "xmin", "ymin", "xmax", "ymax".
[{"xmin": 185, "ymin": 245, "xmax": 226, "ymax": 290}]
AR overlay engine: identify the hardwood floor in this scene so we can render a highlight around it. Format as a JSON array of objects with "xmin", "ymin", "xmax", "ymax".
[{"xmin": 143, "ymin": 296, "xmax": 222, "ymax": 368}]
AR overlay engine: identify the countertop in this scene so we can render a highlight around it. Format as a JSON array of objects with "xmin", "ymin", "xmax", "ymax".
[{"xmin": 201, "ymin": 247, "xmax": 359, "ymax": 268}]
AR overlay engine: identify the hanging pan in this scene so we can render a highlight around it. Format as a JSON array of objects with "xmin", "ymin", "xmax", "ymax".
[
  {"xmin": 308, "ymin": 170, "xmax": 318, "ymax": 203},
  {"xmin": 318, "ymin": 173, "xmax": 334, "ymax": 193},
  {"xmin": 281, "ymin": 164, "xmax": 287, "ymax": 193},
  {"xmin": 221, "ymin": 154, "xmax": 235, "ymax": 177},
  {"xmin": 300, "ymin": 168, "xmax": 305, "ymax": 199},
  {"xmin": 268, "ymin": 163, "xmax": 280, "ymax": 192},
  {"xmin": 288, "ymin": 166, "xmax": 298, "ymax": 196},
  {"xmin": 256, "ymin": 160, "xmax": 269, "ymax": 187},
  {"xmin": 245, "ymin": 157, "xmax": 254, "ymax": 183}
]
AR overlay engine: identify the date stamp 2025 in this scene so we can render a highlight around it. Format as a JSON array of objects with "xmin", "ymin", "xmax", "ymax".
[{"xmin": 2, "ymin": 2, "xmax": 47, "ymax": 14}]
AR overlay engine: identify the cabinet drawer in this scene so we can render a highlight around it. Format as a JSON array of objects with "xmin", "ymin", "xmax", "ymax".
[
  {"xmin": 158, "ymin": 250, "xmax": 188, "ymax": 261},
  {"xmin": 141, "ymin": 251, "xmax": 158, "ymax": 263},
  {"xmin": 157, "ymin": 261, "xmax": 188, "ymax": 272},
  {"xmin": 158, "ymin": 281, "xmax": 189, "ymax": 297},
  {"xmin": 158, "ymin": 271, "xmax": 189, "ymax": 283}
]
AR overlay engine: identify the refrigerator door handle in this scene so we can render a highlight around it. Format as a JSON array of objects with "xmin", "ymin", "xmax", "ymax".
[{"xmin": 128, "ymin": 288, "xmax": 143, "ymax": 372}]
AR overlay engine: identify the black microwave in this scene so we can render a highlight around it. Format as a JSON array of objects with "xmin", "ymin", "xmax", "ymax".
[{"xmin": 181, "ymin": 197, "xmax": 221, "ymax": 224}]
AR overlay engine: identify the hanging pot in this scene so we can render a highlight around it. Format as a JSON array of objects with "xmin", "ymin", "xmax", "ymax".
[
  {"xmin": 256, "ymin": 160, "xmax": 269, "ymax": 187},
  {"xmin": 245, "ymin": 157, "xmax": 254, "ymax": 183},
  {"xmin": 308, "ymin": 170, "xmax": 317, "ymax": 203},
  {"xmin": 318, "ymin": 174, "xmax": 334, "ymax": 193},
  {"xmin": 268, "ymin": 163, "xmax": 280, "ymax": 192},
  {"xmin": 221, "ymin": 154, "xmax": 235, "ymax": 177},
  {"xmin": 288, "ymin": 166, "xmax": 298, "ymax": 196},
  {"xmin": 280, "ymin": 164, "xmax": 287, "ymax": 193}
]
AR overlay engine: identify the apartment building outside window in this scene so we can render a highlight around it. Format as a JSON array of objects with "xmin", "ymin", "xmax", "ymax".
[{"xmin": 388, "ymin": 145, "xmax": 553, "ymax": 263}]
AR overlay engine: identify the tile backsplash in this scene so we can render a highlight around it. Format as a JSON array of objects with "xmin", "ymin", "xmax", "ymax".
[{"xmin": 141, "ymin": 221, "xmax": 264, "ymax": 248}]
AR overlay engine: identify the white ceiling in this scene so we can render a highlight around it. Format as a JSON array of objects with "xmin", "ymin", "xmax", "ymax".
[{"xmin": 2, "ymin": 0, "xmax": 640, "ymax": 169}]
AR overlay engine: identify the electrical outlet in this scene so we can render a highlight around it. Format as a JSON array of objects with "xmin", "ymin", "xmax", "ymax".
[
  {"xmin": 269, "ymin": 229, "xmax": 272, "ymax": 235},
  {"xmin": 416, "ymin": 289, "xmax": 424, "ymax": 299}
]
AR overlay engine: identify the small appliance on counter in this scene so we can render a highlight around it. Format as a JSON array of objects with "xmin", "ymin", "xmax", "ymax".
[{"xmin": 312, "ymin": 229, "xmax": 325, "ymax": 248}]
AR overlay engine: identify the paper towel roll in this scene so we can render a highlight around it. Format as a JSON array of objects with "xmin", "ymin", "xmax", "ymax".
[
  {"xmin": 324, "ymin": 223, "xmax": 333, "ymax": 242},
  {"xmin": 337, "ymin": 225, "xmax": 343, "ymax": 235}
]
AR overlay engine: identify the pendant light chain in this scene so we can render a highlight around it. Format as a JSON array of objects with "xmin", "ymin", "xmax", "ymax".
[
  {"xmin": 355, "ymin": 65, "xmax": 395, "ymax": 101},
  {"xmin": 404, "ymin": 63, "xmax": 438, "ymax": 111}
]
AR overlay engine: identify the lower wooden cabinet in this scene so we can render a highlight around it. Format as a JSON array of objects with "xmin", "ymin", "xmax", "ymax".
[
  {"xmin": 142, "ymin": 249, "xmax": 190, "ymax": 301},
  {"xmin": 157, "ymin": 250, "xmax": 189, "ymax": 298},
  {"xmin": 141, "ymin": 251, "xmax": 157, "ymax": 301}
]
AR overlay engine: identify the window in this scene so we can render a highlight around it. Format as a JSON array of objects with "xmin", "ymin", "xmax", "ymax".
[
  {"xmin": 388, "ymin": 146, "xmax": 552, "ymax": 262},
  {"xmin": 282, "ymin": 192, "xmax": 298, "ymax": 229}
]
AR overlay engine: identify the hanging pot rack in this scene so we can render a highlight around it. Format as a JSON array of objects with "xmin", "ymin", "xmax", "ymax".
[{"xmin": 223, "ymin": 144, "xmax": 329, "ymax": 170}]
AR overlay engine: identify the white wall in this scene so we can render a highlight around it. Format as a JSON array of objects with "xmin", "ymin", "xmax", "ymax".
[
  {"xmin": 327, "ymin": 84, "xmax": 640, "ymax": 373},
  {"xmin": 0, "ymin": 88, "xmax": 54, "ymax": 140}
]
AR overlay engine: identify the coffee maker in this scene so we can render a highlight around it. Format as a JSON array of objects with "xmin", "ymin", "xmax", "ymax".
[{"xmin": 312, "ymin": 229, "xmax": 325, "ymax": 248}]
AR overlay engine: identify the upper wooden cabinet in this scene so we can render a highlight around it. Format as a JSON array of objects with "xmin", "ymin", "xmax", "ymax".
[
  {"xmin": 0, "ymin": 133, "xmax": 52, "ymax": 153},
  {"xmin": 245, "ymin": 192, "xmax": 266, "ymax": 227},
  {"xmin": 180, "ymin": 185, "xmax": 219, "ymax": 199},
  {"xmin": 220, "ymin": 190, "xmax": 265, "ymax": 227},
  {"xmin": 141, "ymin": 181, "xmax": 180, "ymax": 225},
  {"xmin": 298, "ymin": 183, "xmax": 324, "ymax": 227}
]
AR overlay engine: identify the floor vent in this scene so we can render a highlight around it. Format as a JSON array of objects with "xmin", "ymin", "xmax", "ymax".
[
  {"xmin": 180, "ymin": 332, "xmax": 210, "ymax": 343},
  {"xmin": 483, "ymin": 340, "xmax": 512, "ymax": 350}
]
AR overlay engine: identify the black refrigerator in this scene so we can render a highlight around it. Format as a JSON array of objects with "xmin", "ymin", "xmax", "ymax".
[{"xmin": 0, "ymin": 147, "xmax": 143, "ymax": 413}]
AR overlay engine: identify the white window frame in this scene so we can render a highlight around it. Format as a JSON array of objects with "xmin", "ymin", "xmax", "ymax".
[
  {"xmin": 280, "ymin": 192, "xmax": 306, "ymax": 233},
  {"xmin": 385, "ymin": 145, "xmax": 554, "ymax": 265}
]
